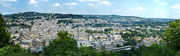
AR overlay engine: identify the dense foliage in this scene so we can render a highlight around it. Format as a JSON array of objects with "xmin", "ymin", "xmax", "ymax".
[
  {"xmin": 163, "ymin": 20, "xmax": 180, "ymax": 51},
  {"xmin": 141, "ymin": 44, "xmax": 176, "ymax": 56},
  {"xmin": 7, "ymin": 23, "xmax": 31, "ymax": 28},
  {"xmin": 85, "ymin": 30, "xmax": 106, "ymax": 34},
  {"xmin": 43, "ymin": 31, "xmax": 78, "ymax": 56},
  {"xmin": 57, "ymin": 20, "xmax": 74, "ymax": 24},
  {"xmin": 0, "ymin": 45, "xmax": 31, "ymax": 56},
  {"xmin": 0, "ymin": 14, "xmax": 11, "ymax": 48},
  {"xmin": 140, "ymin": 20, "xmax": 180, "ymax": 56}
]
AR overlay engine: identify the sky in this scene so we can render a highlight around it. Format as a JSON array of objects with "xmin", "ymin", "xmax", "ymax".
[{"xmin": 0, "ymin": 0, "xmax": 180, "ymax": 19}]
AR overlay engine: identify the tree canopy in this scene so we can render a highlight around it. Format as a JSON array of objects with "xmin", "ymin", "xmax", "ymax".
[
  {"xmin": 0, "ymin": 14, "xmax": 6, "ymax": 26},
  {"xmin": 43, "ymin": 31, "xmax": 78, "ymax": 56},
  {"xmin": 0, "ymin": 45, "xmax": 31, "ymax": 56},
  {"xmin": 0, "ymin": 14, "xmax": 11, "ymax": 48},
  {"xmin": 163, "ymin": 20, "xmax": 180, "ymax": 51}
]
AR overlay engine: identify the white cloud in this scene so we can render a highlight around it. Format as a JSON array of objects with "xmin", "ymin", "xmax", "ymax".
[
  {"xmin": 170, "ymin": 4, "xmax": 180, "ymax": 18},
  {"xmin": 154, "ymin": 0, "xmax": 168, "ymax": 5},
  {"xmin": 29, "ymin": 0, "xmax": 37, "ymax": 5},
  {"xmin": 1, "ymin": 3, "xmax": 11, "ymax": 7},
  {"xmin": 39, "ymin": 0, "xmax": 48, "ymax": 2},
  {"xmin": 129, "ymin": 6, "xmax": 146, "ymax": 12},
  {"xmin": 159, "ymin": 2, "xmax": 167, "ymax": 5},
  {"xmin": 0, "ymin": 0, "xmax": 17, "ymax": 7},
  {"xmin": 53, "ymin": 3, "xmax": 60, "ymax": 7},
  {"xmin": 101, "ymin": 1, "xmax": 111, "ymax": 5},
  {"xmin": 78, "ymin": 0, "xmax": 111, "ymax": 7},
  {"xmin": 88, "ymin": 0, "xmax": 111, "ymax": 7},
  {"xmin": 65, "ymin": 2, "xmax": 77, "ymax": 6},
  {"xmin": 154, "ymin": 0, "xmax": 159, "ymax": 2},
  {"xmin": 88, "ymin": 3, "xmax": 96, "ymax": 7},
  {"xmin": 0, "ymin": 0, "xmax": 17, "ymax": 2},
  {"xmin": 171, "ymin": 4, "xmax": 180, "ymax": 9},
  {"xmin": 28, "ymin": 0, "xmax": 48, "ymax": 5},
  {"xmin": 78, "ymin": 0, "xmax": 100, "ymax": 2}
]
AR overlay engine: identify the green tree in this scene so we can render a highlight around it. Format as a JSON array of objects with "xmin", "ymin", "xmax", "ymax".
[
  {"xmin": 78, "ymin": 46, "xmax": 99, "ymax": 56},
  {"xmin": 99, "ymin": 51, "xmax": 121, "ymax": 56},
  {"xmin": 142, "ymin": 44, "xmax": 176, "ymax": 56},
  {"xmin": 0, "ymin": 14, "xmax": 6, "ymax": 26},
  {"xmin": 0, "ymin": 45, "xmax": 32, "ymax": 56},
  {"xmin": 0, "ymin": 14, "xmax": 11, "ymax": 48},
  {"xmin": 30, "ymin": 21, "xmax": 34, "ymax": 25},
  {"xmin": 116, "ymin": 44, "xmax": 122, "ymax": 47},
  {"xmin": 163, "ymin": 20, "xmax": 180, "ymax": 51},
  {"xmin": 78, "ymin": 46, "xmax": 121, "ymax": 56},
  {"xmin": 43, "ymin": 31, "xmax": 78, "ymax": 56}
]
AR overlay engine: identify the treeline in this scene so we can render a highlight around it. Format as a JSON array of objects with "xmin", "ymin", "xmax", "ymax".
[
  {"xmin": 3, "ymin": 12, "xmax": 85, "ymax": 20},
  {"xmin": 6, "ymin": 23, "xmax": 31, "ymax": 28},
  {"xmin": 85, "ymin": 28, "xmax": 112, "ymax": 34},
  {"xmin": 57, "ymin": 20, "xmax": 74, "ymax": 24}
]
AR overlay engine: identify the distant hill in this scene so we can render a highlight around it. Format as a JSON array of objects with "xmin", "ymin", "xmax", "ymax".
[
  {"xmin": 2, "ymin": 12, "xmax": 174, "ymax": 22},
  {"xmin": 3, "ymin": 12, "xmax": 85, "ymax": 20}
]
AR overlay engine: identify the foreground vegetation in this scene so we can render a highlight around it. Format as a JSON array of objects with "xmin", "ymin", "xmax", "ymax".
[{"xmin": 1, "ymin": 14, "xmax": 180, "ymax": 56}]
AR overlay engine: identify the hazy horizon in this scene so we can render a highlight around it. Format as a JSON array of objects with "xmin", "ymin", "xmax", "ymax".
[
  {"xmin": 1, "ymin": 0, "xmax": 180, "ymax": 19},
  {"xmin": 2, "ymin": 11, "xmax": 177, "ymax": 19}
]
